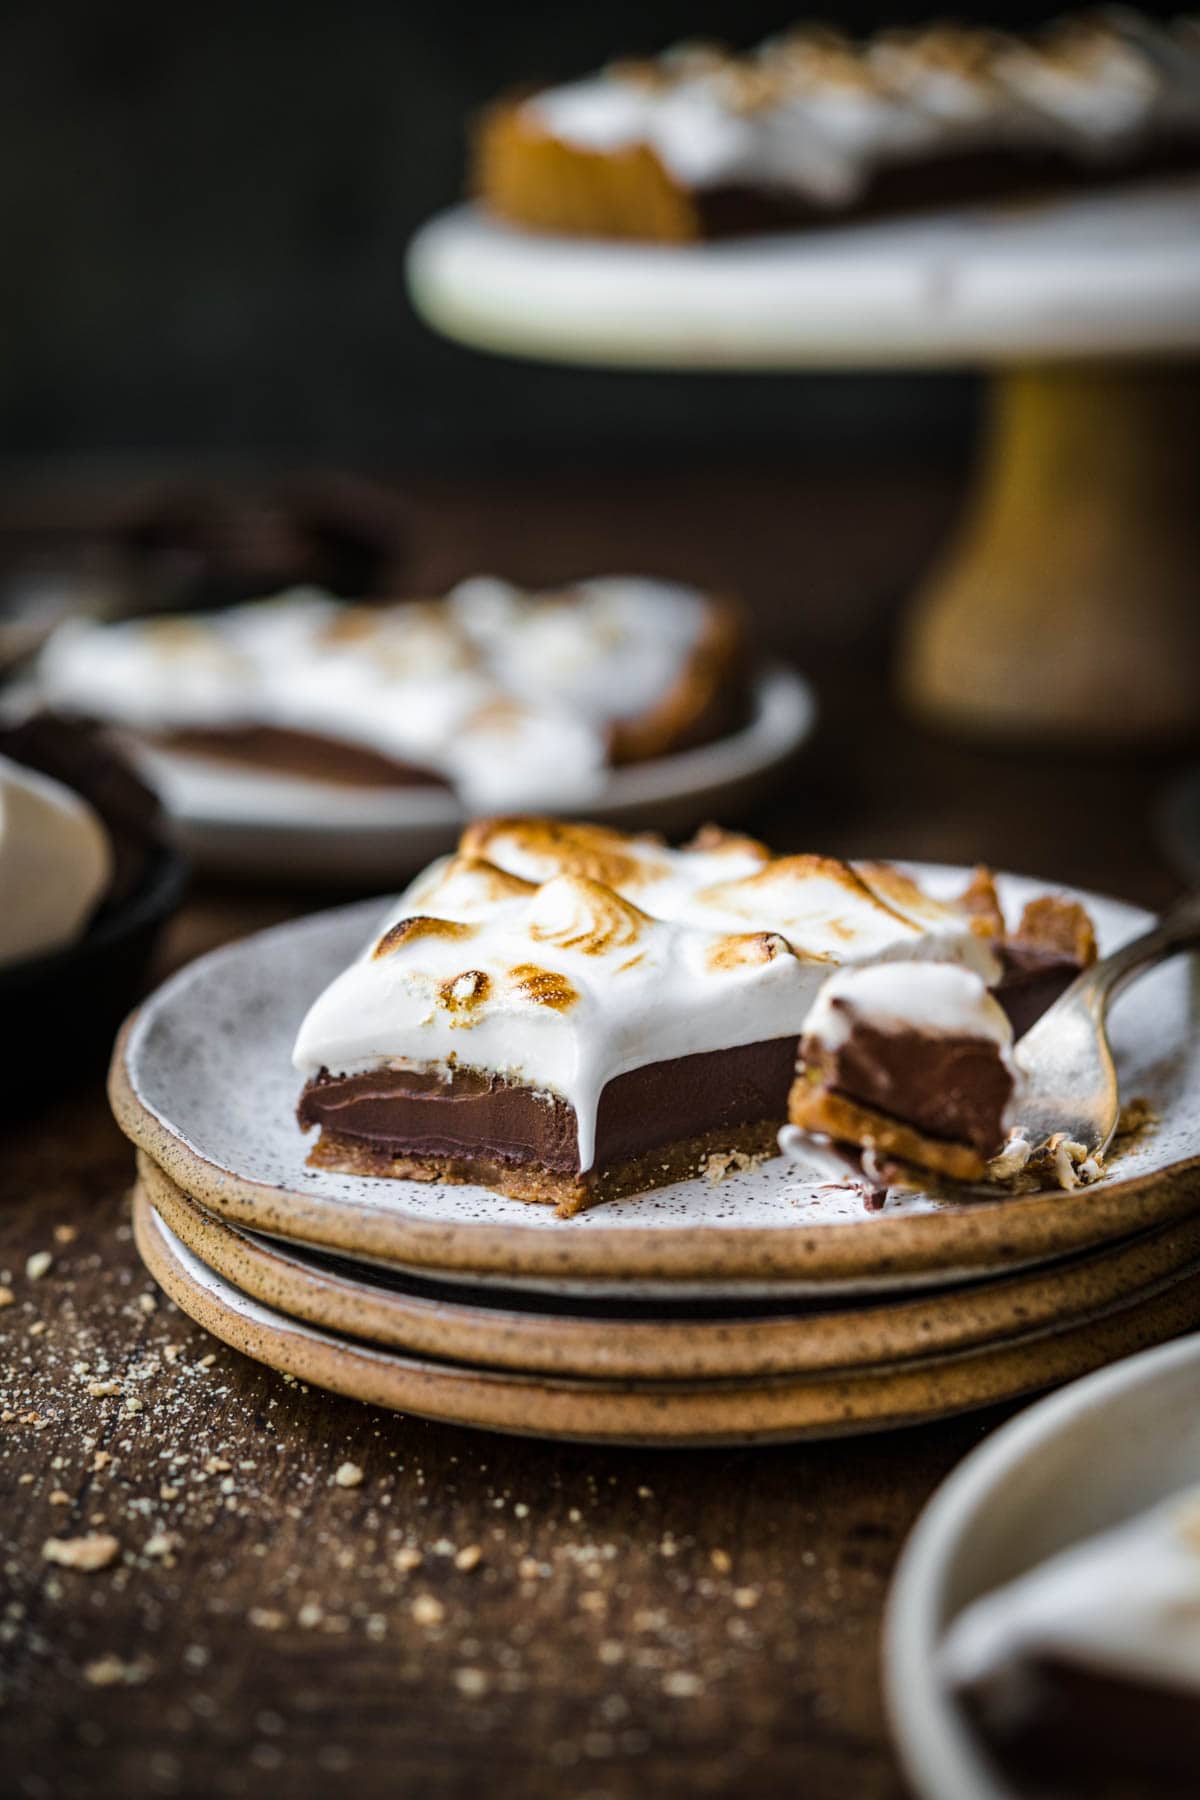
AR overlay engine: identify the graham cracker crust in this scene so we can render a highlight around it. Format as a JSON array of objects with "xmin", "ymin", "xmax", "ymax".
[
  {"xmin": 305, "ymin": 1120, "xmax": 782, "ymax": 1218},
  {"xmin": 788, "ymin": 1082, "xmax": 987, "ymax": 1184}
]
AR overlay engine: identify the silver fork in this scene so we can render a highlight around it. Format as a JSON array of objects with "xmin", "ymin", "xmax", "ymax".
[
  {"xmin": 1001, "ymin": 887, "xmax": 1200, "ymax": 1175},
  {"xmin": 782, "ymin": 890, "xmax": 1200, "ymax": 1199}
]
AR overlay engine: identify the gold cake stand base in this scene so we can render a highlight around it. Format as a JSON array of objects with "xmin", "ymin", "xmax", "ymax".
[{"xmin": 900, "ymin": 360, "xmax": 1200, "ymax": 745}]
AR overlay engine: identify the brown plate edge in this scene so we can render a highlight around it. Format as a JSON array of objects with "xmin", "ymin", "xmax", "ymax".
[
  {"xmin": 132, "ymin": 1188, "xmax": 1200, "ymax": 1446},
  {"xmin": 140, "ymin": 1152, "xmax": 1200, "ymax": 1382}
]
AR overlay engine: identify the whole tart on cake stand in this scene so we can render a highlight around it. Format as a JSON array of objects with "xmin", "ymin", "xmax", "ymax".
[{"xmin": 407, "ymin": 180, "xmax": 1200, "ymax": 744}]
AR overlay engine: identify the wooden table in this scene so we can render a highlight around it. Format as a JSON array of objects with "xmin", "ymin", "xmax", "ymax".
[{"xmin": 0, "ymin": 464, "xmax": 1190, "ymax": 1800}]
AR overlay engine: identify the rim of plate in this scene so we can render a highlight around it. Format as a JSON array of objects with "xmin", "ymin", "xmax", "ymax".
[
  {"xmin": 132, "ymin": 1191, "xmax": 1200, "ymax": 1445},
  {"xmin": 883, "ymin": 1330, "xmax": 1200, "ymax": 1800},
  {"xmin": 139, "ymin": 662, "xmax": 816, "ymax": 830},
  {"xmin": 139, "ymin": 1152, "xmax": 1200, "ymax": 1381},
  {"xmin": 109, "ymin": 865, "xmax": 1200, "ymax": 1285}
]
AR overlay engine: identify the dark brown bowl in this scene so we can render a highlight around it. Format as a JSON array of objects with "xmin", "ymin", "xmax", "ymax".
[{"xmin": 0, "ymin": 840, "xmax": 188, "ymax": 1113}]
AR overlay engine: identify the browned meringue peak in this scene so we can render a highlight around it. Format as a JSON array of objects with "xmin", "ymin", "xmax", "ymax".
[
  {"xmin": 683, "ymin": 822, "xmax": 773, "ymax": 863},
  {"xmin": 855, "ymin": 860, "xmax": 1000, "ymax": 939},
  {"xmin": 697, "ymin": 852, "xmax": 896, "ymax": 917},
  {"xmin": 526, "ymin": 872, "xmax": 653, "ymax": 958},
  {"xmin": 459, "ymin": 817, "xmax": 674, "ymax": 893},
  {"xmin": 759, "ymin": 27, "xmax": 886, "ymax": 96},
  {"xmin": 404, "ymin": 852, "xmax": 537, "ymax": 918},
  {"xmin": 1035, "ymin": 10, "xmax": 1161, "ymax": 80},
  {"xmin": 140, "ymin": 616, "xmax": 249, "ymax": 672},
  {"xmin": 434, "ymin": 960, "xmax": 579, "ymax": 1020},
  {"xmin": 706, "ymin": 930, "xmax": 797, "ymax": 972},
  {"xmin": 629, "ymin": 40, "xmax": 736, "ymax": 89},
  {"xmin": 506, "ymin": 963, "xmax": 580, "ymax": 1012},
  {"xmin": 868, "ymin": 22, "xmax": 1014, "ymax": 87},
  {"xmin": 690, "ymin": 851, "xmax": 997, "ymax": 970},
  {"xmin": 372, "ymin": 914, "xmax": 476, "ymax": 960},
  {"xmin": 437, "ymin": 966, "xmax": 492, "ymax": 1017}
]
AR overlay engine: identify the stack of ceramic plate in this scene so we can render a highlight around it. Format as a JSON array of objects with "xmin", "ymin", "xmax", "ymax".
[{"xmin": 111, "ymin": 870, "xmax": 1200, "ymax": 1445}]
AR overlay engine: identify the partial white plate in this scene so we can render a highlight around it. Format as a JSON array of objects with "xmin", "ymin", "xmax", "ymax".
[
  {"xmin": 884, "ymin": 1330, "xmax": 1200, "ymax": 1800},
  {"xmin": 113, "ymin": 866, "xmax": 1200, "ymax": 1299},
  {"xmin": 135, "ymin": 662, "xmax": 814, "ymax": 882},
  {"xmin": 407, "ymin": 185, "xmax": 1200, "ymax": 372}
]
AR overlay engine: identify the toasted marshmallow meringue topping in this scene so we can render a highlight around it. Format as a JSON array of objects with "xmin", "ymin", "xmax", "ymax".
[
  {"xmin": 520, "ymin": 9, "xmax": 1200, "ymax": 205},
  {"xmin": 802, "ymin": 961, "xmax": 1015, "ymax": 1055},
  {"xmin": 0, "ymin": 755, "xmax": 112, "ymax": 967},
  {"xmin": 294, "ymin": 821, "xmax": 999, "ymax": 1169},
  {"xmin": 940, "ymin": 1486, "xmax": 1200, "ymax": 1707}
]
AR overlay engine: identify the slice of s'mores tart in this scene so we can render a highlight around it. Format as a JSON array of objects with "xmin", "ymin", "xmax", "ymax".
[
  {"xmin": 788, "ymin": 886, "xmax": 1099, "ymax": 1188},
  {"xmin": 291, "ymin": 820, "xmax": 1085, "ymax": 1216}
]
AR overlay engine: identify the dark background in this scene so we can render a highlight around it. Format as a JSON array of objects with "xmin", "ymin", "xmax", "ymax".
[{"xmin": 4, "ymin": 0, "xmax": 1147, "ymax": 474}]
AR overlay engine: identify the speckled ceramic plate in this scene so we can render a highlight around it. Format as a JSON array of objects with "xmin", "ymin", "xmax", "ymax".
[
  {"xmin": 885, "ymin": 1331, "xmax": 1200, "ymax": 1800},
  {"xmin": 140, "ymin": 1153, "xmax": 1200, "ymax": 1383},
  {"xmin": 133, "ymin": 1189, "xmax": 1200, "ymax": 1445},
  {"xmin": 111, "ymin": 866, "xmax": 1200, "ymax": 1300}
]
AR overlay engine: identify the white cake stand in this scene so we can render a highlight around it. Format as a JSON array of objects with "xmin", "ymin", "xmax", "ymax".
[{"xmin": 408, "ymin": 182, "xmax": 1200, "ymax": 743}]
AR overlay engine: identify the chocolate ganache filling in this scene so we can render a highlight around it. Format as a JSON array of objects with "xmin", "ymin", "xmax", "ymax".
[{"xmin": 298, "ymin": 1037, "xmax": 801, "ymax": 1177}]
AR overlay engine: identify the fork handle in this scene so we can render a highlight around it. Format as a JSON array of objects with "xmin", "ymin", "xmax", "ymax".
[{"xmin": 1078, "ymin": 888, "xmax": 1200, "ymax": 1011}]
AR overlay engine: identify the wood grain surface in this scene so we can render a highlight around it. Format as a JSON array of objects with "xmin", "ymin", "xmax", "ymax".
[{"xmin": 0, "ymin": 462, "xmax": 1191, "ymax": 1800}]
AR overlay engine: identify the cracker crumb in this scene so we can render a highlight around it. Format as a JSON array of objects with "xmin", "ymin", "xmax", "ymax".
[
  {"xmin": 298, "ymin": 1601, "xmax": 324, "ymax": 1629},
  {"xmin": 1116, "ymin": 1095, "xmax": 1160, "ymax": 1140},
  {"xmin": 145, "ymin": 1532, "xmax": 181, "ymax": 1560},
  {"xmin": 334, "ymin": 1462, "xmax": 363, "ymax": 1489},
  {"xmin": 25, "ymin": 1251, "xmax": 53, "ymax": 1281},
  {"xmin": 394, "ymin": 1547, "xmax": 422, "ymax": 1573},
  {"xmin": 453, "ymin": 1667, "xmax": 489, "ymax": 1697},
  {"xmin": 453, "ymin": 1544, "xmax": 482, "ymax": 1572},
  {"xmin": 0, "ymin": 1286, "xmax": 13, "ymax": 1308},
  {"xmin": 710, "ymin": 1549, "xmax": 732, "ymax": 1573},
  {"xmin": 53, "ymin": 1224, "xmax": 78, "ymax": 1245},
  {"xmin": 83, "ymin": 1654, "xmax": 148, "ymax": 1687},
  {"xmin": 49, "ymin": 1489, "xmax": 70, "ymax": 1506},
  {"xmin": 42, "ymin": 1533, "xmax": 120, "ymax": 1572},
  {"xmin": 732, "ymin": 1586, "xmax": 760, "ymax": 1609},
  {"xmin": 248, "ymin": 1607, "xmax": 286, "ymax": 1631},
  {"xmin": 703, "ymin": 1148, "xmax": 764, "ymax": 1184},
  {"xmin": 663, "ymin": 1671, "xmax": 704, "ymax": 1698},
  {"xmin": 87, "ymin": 1380, "xmax": 122, "ymax": 1398},
  {"xmin": 411, "ymin": 1594, "xmax": 444, "ymax": 1627}
]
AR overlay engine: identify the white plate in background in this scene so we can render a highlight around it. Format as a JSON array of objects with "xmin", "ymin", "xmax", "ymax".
[{"xmin": 885, "ymin": 1331, "xmax": 1200, "ymax": 1800}]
